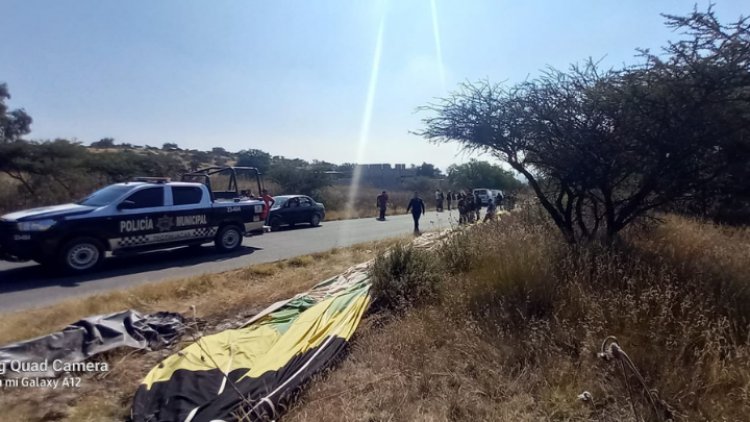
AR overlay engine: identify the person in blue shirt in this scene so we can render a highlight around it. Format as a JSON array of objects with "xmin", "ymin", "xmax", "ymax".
[{"xmin": 406, "ymin": 191, "xmax": 426, "ymax": 234}]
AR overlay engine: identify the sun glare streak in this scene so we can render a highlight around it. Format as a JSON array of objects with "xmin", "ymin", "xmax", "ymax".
[
  {"xmin": 344, "ymin": 7, "xmax": 387, "ymax": 223},
  {"xmin": 430, "ymin": 0, "xmax": 446, "ymax": 92}
]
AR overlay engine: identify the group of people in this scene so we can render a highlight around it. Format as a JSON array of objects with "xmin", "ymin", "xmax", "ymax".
[
  {"xmin": 376, "ymin": 189, "xmax": 504, "ymax": 235},
  {"xmin": 456, "ymin": 190, "xmax": 503, "ymax": 224},
  {"xmin": 432, "ymin": 190, "xmax": 457, "ymax": 212}
]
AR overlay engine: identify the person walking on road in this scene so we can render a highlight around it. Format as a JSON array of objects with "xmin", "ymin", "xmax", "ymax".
[
  {"xmin": 446, "ymin": 191, "xmax": 453, "ymax": 211},
  {"xmin": 376, "ymin": 191, "xmax": 389, "ymax": 221},
  {"xmin": 407, "ymin": 191, "xmax": 426, "ymax": 234}
]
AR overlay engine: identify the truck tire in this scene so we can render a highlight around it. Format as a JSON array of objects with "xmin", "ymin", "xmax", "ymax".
[
  {"xmin": 215, "ymin": 225, "xmax": 243, "ymax": 252},
  {"xmin": 310, "ymin": 213, "xmax": 321, "ymax": 227},
  {"xmin": 58, "ymin": 237, "xmax": 105, "ymax": 273}
]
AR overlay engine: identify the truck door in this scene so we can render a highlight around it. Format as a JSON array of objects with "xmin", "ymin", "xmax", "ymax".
[
  {"xmin": 169, "ymin": 185, "xmax": 215, "ymax": 240},
  {"xmin": 114, "ymin": 186, "xmax": 167, "ymax": 249}
]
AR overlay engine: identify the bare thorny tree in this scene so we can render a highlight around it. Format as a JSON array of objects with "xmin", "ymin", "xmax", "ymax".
[{"xmin": 418, "ymin": 7, "xmax": 750, "ymax": 244}]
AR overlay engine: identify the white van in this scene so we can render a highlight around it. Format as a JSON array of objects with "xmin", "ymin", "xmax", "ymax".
[{"xmin": 472, "ymin": 188, "xmax": 504, "ymax": 206}]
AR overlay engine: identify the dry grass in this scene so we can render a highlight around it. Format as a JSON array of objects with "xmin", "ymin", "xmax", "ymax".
[
  {"xmin": 0, "ymin": 240, "xmax": 396, "ymax": 347},
  {"xmin": 0, "ymin": 237, "xmax": 403, "ymax": 422},
  {"xmin": 287, "ymin": 213, "xmax": 750, "ymax": 421}
]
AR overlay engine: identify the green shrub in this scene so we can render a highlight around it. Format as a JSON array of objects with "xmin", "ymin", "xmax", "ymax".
[{"xmin": 370, "ymin": 243, "xmax": 442, "ymax": 311}]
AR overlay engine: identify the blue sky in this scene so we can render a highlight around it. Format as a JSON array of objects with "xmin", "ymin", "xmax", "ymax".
[{"xmin": 1, "ymin": 1, "xmax": 746, "ymax": 170}]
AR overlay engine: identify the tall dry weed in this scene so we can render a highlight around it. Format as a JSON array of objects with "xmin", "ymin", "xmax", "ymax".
[
  {"xmin": 370, "ymin": 243, "xmax": 442, "ymax": 311},
  {"xmin": 442, "ymin": 214, "xmax": 750, "ymax": 420},
  {"xmin": 291, "ymin": 212, "xmax": 750, "ymax": 421},
  {"xmin": 628, "ymin": 215, "xmax": 750, "ymax": 340}
]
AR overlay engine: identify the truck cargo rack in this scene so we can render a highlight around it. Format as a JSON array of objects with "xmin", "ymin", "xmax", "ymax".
[{"xmin": 181, "ymin": 166, "xmax": 264, "ymax": 201}]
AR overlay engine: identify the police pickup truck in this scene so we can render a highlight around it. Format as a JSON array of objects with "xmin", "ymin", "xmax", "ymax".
[{"xmin": 0, "ymin": 171, "xmax": 267, "ymax": 273}]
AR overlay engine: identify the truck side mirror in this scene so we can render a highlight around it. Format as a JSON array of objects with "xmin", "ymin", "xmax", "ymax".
[{"xmin": 117, "ymin": 200, "xmax": 136, "ymax": 210}]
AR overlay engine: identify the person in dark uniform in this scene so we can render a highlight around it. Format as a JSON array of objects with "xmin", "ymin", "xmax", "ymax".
[
  {"xmin": 473, "ymin": 191, "xmax": 482, "ymax": 222},
  {"xmin": 376, "ymin": 191, "xmax": 389, "ymax": 221},
  {"xmin": 484, "ymin": 193, "xmax": 499, "ymax": 222},
  {"xmin": 457, "ymin": 192, "xmax": 467, "ymax": 224},
  {"xmin": 495, "ymin": 191, "xmax": 504, "ymax": 211},
  {"xmin": 406, "ymin": 191, "xmax": 426, "ymax": 234},
  {"xmin": 446, "ymin": 191, "xmax": 453, "ymax": 211},
  {"xmin": 465, "ymin": 192, "xmax": 476, "ymax": 223}
]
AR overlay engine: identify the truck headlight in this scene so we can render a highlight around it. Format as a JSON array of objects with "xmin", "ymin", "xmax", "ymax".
[{"xmin": 17, "ymin": 219, "xmax": 57, "ymax": 232}]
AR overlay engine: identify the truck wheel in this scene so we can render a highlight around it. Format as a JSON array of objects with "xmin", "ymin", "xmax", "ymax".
[
  {"xmin": 59, "ymin": 237, "xmax": 104, "ymax": 273},
  {"xmin": 269, "ymin": 216, "xmax": 282, "ymax": 232},
  {"xmin": 215, "ymin": 225, "xmax": 243, "ymax": 252},
  {"xmin": 310, "ymin": 213, "xmax": 321, "ymax": 227}
]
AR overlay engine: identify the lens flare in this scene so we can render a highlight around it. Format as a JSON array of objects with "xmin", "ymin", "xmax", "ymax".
[
  {"xmin": 344, "ymin": 7, "xmax": 387, "ymax": 220},
  {"xmin": 430, "ymin": 0, "xmax": 446, "ymax": 92}
]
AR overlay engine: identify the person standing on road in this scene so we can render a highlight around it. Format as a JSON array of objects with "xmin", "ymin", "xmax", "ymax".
[
  {"xmin": 466, "ymin": 192, "xmax": 477, "ymax": 223},
  {"xmin": 495, "ymin": 191, "xmax": 504, "ymax": 211},
  {"xmin": 261, "ymin": 189, "xmax": 275, "ymax": 225},
  {"xmin": 376, "ymin": 190, "xmax": 389, "ymax": 221},
  {"xmin": 406, "ymin": 191, "xmax": 426, "ymax": 234},
  {"xmin": 446, "ymin": 191, "xmax": 453, "ymax": 211}
]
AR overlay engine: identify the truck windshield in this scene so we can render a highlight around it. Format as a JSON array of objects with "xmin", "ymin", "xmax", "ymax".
[{"xmin": 77, "ymin": 185, "xmax": 134, "ymax": 207}]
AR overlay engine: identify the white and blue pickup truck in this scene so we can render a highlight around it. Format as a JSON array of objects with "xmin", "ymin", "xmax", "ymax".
[{"xmin": 0, "ymin": 167, "xmax": 267, "ymax": 273}]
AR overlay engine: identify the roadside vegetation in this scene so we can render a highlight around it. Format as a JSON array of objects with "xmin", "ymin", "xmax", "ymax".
[
  {"xmin": 0, "ymin": 139, "xmax": 519, "ymax": 222},
  {"xmin": 288, "ymin": 212, "xmax": 750, "ymax": 421},
  {"xmin": 0, "ymin": 238, "xmax": 403, "ymax": 422}
]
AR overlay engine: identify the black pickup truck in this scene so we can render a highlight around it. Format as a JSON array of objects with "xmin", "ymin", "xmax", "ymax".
[{"xmin": 0, "ymin": 167, "xmax": 267, "ymax": 273}]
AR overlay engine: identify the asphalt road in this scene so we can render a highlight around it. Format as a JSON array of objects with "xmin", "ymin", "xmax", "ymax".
[{"xmin": 0, "ymin": 210, "xmax": 460, "ymax": 313}]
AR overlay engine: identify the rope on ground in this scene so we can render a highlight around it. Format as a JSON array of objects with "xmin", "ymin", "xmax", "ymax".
[{"xmin": 597, "ymin": 336, "xmax": 675, "ymax": 422}]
